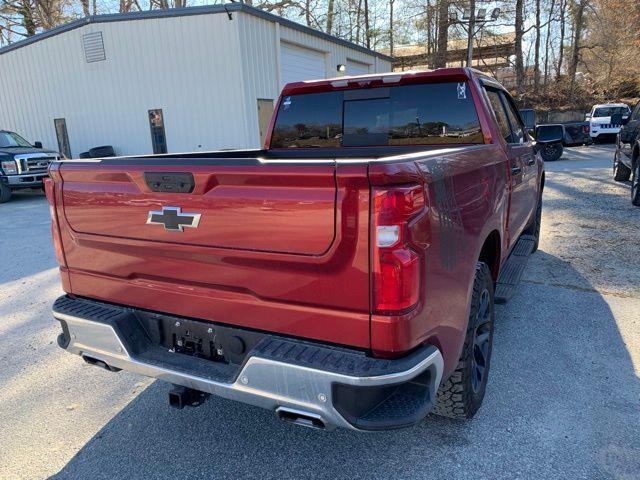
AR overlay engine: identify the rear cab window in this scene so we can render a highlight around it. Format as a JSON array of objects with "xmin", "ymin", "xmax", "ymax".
[{"xmin": 270, "ymin": 82, "xmax": 484, "ymax": 148}]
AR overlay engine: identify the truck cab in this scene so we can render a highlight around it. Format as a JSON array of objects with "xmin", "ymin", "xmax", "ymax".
[{"xmin": 0, "ymin": 130, "xmax": 62, "ymax": 203}]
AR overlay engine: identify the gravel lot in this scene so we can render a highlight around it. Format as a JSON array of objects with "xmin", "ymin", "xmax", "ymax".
[{"xmin": 0, "ymin": 144, "xmax": 638, "ymax": 480}]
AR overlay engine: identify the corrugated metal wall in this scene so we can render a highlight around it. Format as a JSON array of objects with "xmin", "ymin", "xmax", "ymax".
[
  {"xmin": 237, "ymin": 13, "xmax": 391, "ymax": 148},
  {"xmin": 0, "ymin": 11, "xmax": 391, "ymax": 157}
]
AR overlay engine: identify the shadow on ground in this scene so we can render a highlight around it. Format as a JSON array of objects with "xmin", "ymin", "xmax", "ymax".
[{"xmin": 51, "ymin": 252, "xmax": 640, "ymax": 480}]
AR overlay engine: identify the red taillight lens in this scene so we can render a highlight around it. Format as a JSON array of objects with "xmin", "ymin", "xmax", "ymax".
[
  {"xmin": 44, "ymin": 177, "xmax": 66, "ymax": 267},
  {"xmin": 375, "ymin": 249, "xmax": 420, "ymax": 311},
  {"xmin": 372, "ymin": 185, "xmax": 425, "ymax": 314},
  {"xmin": 583, "ymin": 125, "xmax": 590, "ymax": 133}
]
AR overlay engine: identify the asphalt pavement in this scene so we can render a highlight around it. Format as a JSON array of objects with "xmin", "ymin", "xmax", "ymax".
[{"xmin": 0, "ymin": 144, "xmax": 638, "ymax": 480}]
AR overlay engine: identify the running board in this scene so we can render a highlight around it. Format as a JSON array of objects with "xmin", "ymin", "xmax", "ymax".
[{"xmin": 495, "ymin": 235, "xmax": 536, "ymax": 304}]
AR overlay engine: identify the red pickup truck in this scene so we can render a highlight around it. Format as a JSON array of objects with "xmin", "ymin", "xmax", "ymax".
[{"xmin": 47, "ymin": 68, "xmax": 544, "ymax": 431}]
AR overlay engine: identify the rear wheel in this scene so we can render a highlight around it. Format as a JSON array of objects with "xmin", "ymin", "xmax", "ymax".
[
  {"xmin": 613, "ymin": 151, "xmax": 631, "ymax": 181},
  {"xmin": 0, "ymin": 183, "xmax": 11, "ymax": 203},
  {"xmin": 433, "ymin": 262, "xmax": 495, "ymax": 419},
  {"xmin": 632, "ymin": 163, "xmax": 640, "ymax": 207}
]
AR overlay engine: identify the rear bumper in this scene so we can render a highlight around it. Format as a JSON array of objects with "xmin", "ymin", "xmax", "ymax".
[{"xmin": 53, "ymin": 295, "xmax": 443, "ymax": 431}]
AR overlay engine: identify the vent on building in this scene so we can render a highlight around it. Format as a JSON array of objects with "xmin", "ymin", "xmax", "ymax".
[{"xmin": 83, "ymin": 32, "xmax": 106, "ymax": 63}]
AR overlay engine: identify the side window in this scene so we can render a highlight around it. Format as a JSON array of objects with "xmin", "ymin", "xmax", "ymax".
[
  {"xmin": 486, "ymin": 89, "xmax": 512, "ymax": 143},
  {"xmin": 500, "ymin": 92, "xmax": 526, "ymax": 144}
]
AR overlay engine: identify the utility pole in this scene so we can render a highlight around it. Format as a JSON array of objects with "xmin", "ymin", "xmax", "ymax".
[{"xmin": 466, "ymin": 0, "xmax": 476, "ymax": 67}]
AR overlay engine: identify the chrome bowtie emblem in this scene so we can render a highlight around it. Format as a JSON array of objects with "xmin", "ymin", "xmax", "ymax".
[{"xmin": 146, "ymin": 206, "xmax": 201, "ymax": 232}]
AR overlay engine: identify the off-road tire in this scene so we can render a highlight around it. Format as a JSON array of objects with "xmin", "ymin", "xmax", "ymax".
[
  {"xmin": 433, "ymin": 262, "xmax": 495, "ymax": 419},
  {"xmin": 539, "ymin": 142, "xmax": 563, "ymax": 162},
  {"xmin": 613, "ymin": 151, "xmax": 631, "ymax": 182},
  {"xmin": 0, "ymin": 183, "xmax": 11, "ymax": 203},
  {"xmin": 632, "ymin": 163, "xmax": 640, "ymax": 207}
]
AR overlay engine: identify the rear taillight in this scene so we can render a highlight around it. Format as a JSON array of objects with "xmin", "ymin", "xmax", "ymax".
[
  {"xmin": 583, "ymin": 125, "xmax": 590, "ymax": 134},
  {"xmin": 44, "ymin": 177, "xmax": 66, "ymax": 267},
  {"xmin": 372, "ymin": 185, "xmax": 425, "ymax": 314}
]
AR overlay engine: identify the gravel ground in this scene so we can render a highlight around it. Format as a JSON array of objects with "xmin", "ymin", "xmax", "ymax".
[{"xmin": 0, "ymin": 144, "xmax": 638, "ymax": 480}]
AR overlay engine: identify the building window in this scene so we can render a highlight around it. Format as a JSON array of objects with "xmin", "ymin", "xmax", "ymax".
[
  {"xmin": 54, "ymin": 118, "xmax": 71, "ymax": 158},
  {"xmin": 148, "ymin": 109, "xmax": 167, "ymax": 154}
]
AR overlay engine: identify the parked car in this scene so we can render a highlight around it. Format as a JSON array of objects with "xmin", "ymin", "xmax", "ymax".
[
  {"xmin": 47, "ymin": 68, "xmax": 544, "ymax": 431},
  {"xmin": 587, "ymin": 103, "xmax": 631, "ymax": 143},
  {"xmin": 612, "ymin": 102, "xmax": 640, "ymax": 206},
  {"xmin": 0, "ymin": 130, "xmax": 62, "ymax": 203}
]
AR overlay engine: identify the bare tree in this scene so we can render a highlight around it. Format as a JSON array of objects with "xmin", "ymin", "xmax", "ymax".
[
  {"xmin": 533, "ymin": 0, "xmax": 541, "ymax": 90},
  {"xmin": 568, "ymin": 0, "xmax": 587, "ymax": 94},
  {"xmin": 514, "ymin": 0, "xmax": 525, "ymax": 94},
  {"xmin": 543, "ymin": 0, "xmax": 556, "ymax": 86},
  {"xmin": 388, "ymin": 0, "xmax": 394, "ymax": 56},
  {"xmin": 556, "ymin": 0, "xmax": 566, "ymax": 80},
  {"xmin": 363, "ymin": 0, "xmax": 370, "ymax": 48},
  {"xmin": 326, "ymin": 0, "xmax": 334, "ymax": 33},
  {"xmin": 434, "ymin": 0, "xmax": 448, "ymax": 68}
]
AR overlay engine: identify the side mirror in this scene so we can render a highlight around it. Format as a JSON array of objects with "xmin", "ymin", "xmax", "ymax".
[
  {"xmin": 535, "ymin": 124, "xmax": 564, "ymax": 143},
  {"xmin": 622, "ymin": 115, "xmax": 630, "ymax": 125},
  {"xmin": 34, "ymin": 141, "xmax": 43, "ymax": 149},
  {"xmin": 585, "ymin": 114, "xmax": 591, "ymax": 121}
]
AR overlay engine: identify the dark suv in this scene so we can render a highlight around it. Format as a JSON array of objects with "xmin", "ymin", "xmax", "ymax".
[
  {"xmin": 0, "ymin": 130, "xmax": 62, "ymax": 203},
  {"xmin": 613, "ymin": 102, "xmax": 640, "ymax": 206}
]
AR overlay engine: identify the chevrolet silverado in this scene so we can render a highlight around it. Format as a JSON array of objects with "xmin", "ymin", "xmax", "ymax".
[{"xmin": 47, "ymin": 68, "xmax": 544, "ymax": 431}]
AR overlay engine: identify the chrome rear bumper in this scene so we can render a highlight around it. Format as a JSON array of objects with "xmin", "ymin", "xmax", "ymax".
[{"xmin": 54, "ymin": 296, "xmax": 443, "ymax": 431}]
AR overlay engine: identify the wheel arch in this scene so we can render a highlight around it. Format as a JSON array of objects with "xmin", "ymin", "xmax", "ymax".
[{"xmin": 478, "ymin": 230, "xmax": 501, "ymax": 283}]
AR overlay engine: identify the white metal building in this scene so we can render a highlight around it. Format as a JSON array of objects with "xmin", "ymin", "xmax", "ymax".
[{"xmin": 0, "ymin": 4, "xmax": 391, "ymax": 157}]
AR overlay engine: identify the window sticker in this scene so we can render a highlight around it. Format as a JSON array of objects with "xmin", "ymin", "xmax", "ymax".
[
  {"xmin": 457, "ymin": 82, "xmax": 466, "ymax": 100},
  {"xmin": 283, "ymin": 96, "xmax": 292, "ymax": 110}
]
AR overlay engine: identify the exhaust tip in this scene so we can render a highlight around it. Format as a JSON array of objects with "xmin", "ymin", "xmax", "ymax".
[
  {"xmin": 276, "ymin": 407, "xmax": 325, "ymax": 430},
  {"xmin": 82, "ymin": 355, "xmax": 121, "ymax": 372}
]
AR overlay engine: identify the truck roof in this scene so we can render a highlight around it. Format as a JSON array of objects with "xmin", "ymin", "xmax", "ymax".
[{"xmin": 280, "ymin": 67, "xmax": 493, "ymax": 96}]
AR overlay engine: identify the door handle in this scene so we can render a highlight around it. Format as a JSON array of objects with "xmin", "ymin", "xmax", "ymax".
[
  {"xmin": 522, "ymin": 154, "xmax": 536, "ymax": 166},
  {"xmin": 511, "ymin": 166, "xmax": 523, "ymax": 174}
]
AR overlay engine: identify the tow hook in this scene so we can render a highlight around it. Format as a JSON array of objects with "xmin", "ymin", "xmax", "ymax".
[{"xmin": 168, "ymin": 385, "xmax": 210, "ymax": 409}]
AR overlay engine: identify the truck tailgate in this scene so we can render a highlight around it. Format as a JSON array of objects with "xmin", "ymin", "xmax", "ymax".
[
  {"xmin": 61, "ymin": 163, "xmax": 335, "ymax": 255},
  {"xmin": 55, "ymin": 158, "xmax": 371, "ymax": 349}
]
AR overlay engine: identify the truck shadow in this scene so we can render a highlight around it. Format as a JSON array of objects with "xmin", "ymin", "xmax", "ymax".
[{"xmin": 51, "ymin": 250, "xmax": 640, "ymax": 480}]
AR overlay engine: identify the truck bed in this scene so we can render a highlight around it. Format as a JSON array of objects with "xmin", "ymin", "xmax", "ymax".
[{"xmin": 49, "ymin": 143, "xmax": 496, "ymax": 355}]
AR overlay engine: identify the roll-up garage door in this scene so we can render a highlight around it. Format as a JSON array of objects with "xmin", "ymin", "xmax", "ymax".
[
  {"xmin": 348, "ymin": 60, "xmax": 371, "ymax": 75},
  {"xmin": 280, "ymin": 42, "xmax": 326, "ymax": 86}
]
